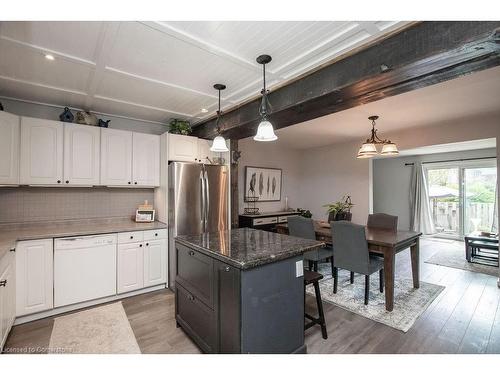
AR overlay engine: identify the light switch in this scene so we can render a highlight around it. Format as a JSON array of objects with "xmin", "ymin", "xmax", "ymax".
[{"xmin": 295, "ymin": 260, "xmax": 304, "ymax": 277}]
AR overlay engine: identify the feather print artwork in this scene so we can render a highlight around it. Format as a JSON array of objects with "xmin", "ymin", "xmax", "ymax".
[
  {"xmin": 259, "ymin": 173, "xmax": 264, "ymax": 196},
  {"xmin": 267, "ymin": 176, "xmax": 270, "ymax": 195},
  {"xmin": 249, "ymin": 173, "xmax": 256, "ymax": 195},
  {"xmin": 272, "ymin": 176, "xmax": 276, "ymax": 195}
]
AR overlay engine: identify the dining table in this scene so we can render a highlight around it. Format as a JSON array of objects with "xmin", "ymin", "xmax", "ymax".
[{"xmin": 276, "ymin": 221, "xmax": 422, "ymax": 311}]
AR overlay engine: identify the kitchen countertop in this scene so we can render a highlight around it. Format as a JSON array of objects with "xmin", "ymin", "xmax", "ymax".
[
  {"xmin": 175, "ymin": 227, "xmax": 325, "ymax": 270},
  {"xmin": 0, "ymin": 218, "xmax": 168, "ymax": 260}
]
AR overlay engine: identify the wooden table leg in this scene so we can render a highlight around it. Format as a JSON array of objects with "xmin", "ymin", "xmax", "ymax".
[
  {"xmin": 410, "ymin": 239, "xmax": 420, "ymax": 289},
  {"xmin": 383, "ymin": 248, "xmax": 395, "ymax": 312}
]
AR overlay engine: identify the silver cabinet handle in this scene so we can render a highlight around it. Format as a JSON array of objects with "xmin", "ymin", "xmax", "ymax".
[
  {"xmin": 0, "ymin": 280, "xmax": 6, "ymax": 287},
  {"xmin": 224, "ymin": 266, "xmax": 230, "ymax": 272},
  {"xmin": 10, "ymin": 247, "xmax": 15, "ymax": 252},
  {"xmin": 189, "ymin": 250, "xmax": 195, "ymax": 256},
  {"xmin": 187, "ymin": 294, "xmax": 195, "ymax": 301}
]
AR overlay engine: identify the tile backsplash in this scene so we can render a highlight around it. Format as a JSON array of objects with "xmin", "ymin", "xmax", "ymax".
[{"xmin": 0, "ymin": 187, "xmax": 154, "ymax": 223}]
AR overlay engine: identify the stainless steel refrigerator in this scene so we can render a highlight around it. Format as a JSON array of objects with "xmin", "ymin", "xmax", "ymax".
[{"xmin": 168, "ymin": 162, "xmax": 229, "ymax": 287}]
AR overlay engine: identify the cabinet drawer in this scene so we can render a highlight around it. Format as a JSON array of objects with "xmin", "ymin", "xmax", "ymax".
[
  {"xmin": 143, "ymin": 229, "xmax": 167, "ymax": 241},
  {"xmin": 117, "ymin": 231, "xmax": 144, "ymax": 244},
  {"xmin": 252, "ymin": 217, "xmax": 278, "ymax": 226},
  {"xmin": 278, "ymin": 215, "xmax": 297, "ymax": 223},
  {"xmin": 176, "ymin": 243, "xmax": 214, "ymax": 308},
  {"xmin": 175, "ymin": 282, "xmax": 216, "ymax": 353}
]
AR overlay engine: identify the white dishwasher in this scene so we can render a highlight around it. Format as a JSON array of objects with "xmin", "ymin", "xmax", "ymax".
[{"xmin": 54, "ymin": 234, "xmax": 117, "ymax": 308}]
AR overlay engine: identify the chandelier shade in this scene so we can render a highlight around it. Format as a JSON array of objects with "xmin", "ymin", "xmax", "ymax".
[{"xmin": 356, "ymin": 115, "xmax": 399, "ymax": 159}]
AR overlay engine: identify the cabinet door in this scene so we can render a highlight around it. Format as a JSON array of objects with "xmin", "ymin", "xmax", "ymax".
[
  {"xmin": 100, "ymin": 128, "xmax": 133, "ymax": 186},
  {"xmin": 0, "ymin": 111, "xmax": 20, "ymax": 185},
  {"xmin": 63, "ymin": 123, "xmax": 100, "ymax": 186},
  {"xmin": 197, "ymin": 139, "xmax": 211, "ymax": 164},
  {"xmin": 20, "ymin": 117, "xmax": 63, "ymax": 185},
  {"xmin": 143, "ymin": 239, "xmax": 167, "ymax": 287},
  {"xmin": 168, "ymin": 134, "xmax": 198, "ymax": 162},
  {"xmin": 117, "ymin": 243, "xmax": 144, "ymax": 294},
  {"xmin": 132, "ymin": 133, "xmax": 160, "ymax": 187},
  {"xmin": 0, "ymin": 253, "xmax": 15, "ymax": 350},
  {"xmin": 216, "ymin": 261, "xmax": 241, "ymax": 353},
  {"xmin": 16, "ymin": 239, "xmax": 53, "ymax": 316}
]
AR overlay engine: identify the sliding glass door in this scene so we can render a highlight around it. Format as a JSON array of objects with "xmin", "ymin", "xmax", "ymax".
[{"xmin": 425, "ymin": 159, "xmax": 497, "ymax": 239}]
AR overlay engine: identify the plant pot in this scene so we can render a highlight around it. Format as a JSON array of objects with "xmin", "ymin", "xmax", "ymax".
[{"xmin": 328, "ymin": 211, "xmax": 352, "ymax": 222}]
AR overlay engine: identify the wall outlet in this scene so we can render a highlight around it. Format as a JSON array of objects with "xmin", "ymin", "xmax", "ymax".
[{"xmin": 295, "ymin": 260, "xmax": 304, "ymax": 277}]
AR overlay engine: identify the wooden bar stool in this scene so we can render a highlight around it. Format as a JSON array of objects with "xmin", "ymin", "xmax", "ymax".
[{"xmin": 304, "ymin": 269, "xmax": 328, "ymax": 339}]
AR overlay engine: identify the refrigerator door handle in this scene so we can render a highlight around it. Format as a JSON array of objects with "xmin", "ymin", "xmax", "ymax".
[
  {"xmin": 200, "ymin": 170, "xmax": 206, "ymax": 232},
  {"xmin": 204, "ymin": 170, "xmax": 210, "ymax": 226}
]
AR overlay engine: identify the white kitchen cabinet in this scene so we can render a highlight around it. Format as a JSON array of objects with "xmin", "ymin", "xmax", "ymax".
[
  {"xmin": 168, "ymin": 133, "xmax": 198, "ymax": 162},
  {"xmin": 0, "ymin": 111, "xmax": 20, "ymax": 185},
  {"xmin": 117, "ymin": 243, "xmax": 144, "ymax": 293},
  {"xmin": 132, "ymin": 133, "xmax": 160, "ymax": 187},
  {"xmin": 0, "ymin": 251, "xmax": 16, "ymax": 352},
  {"xmin": 100, "ymin": 128, "xmax": 133, "ymax": 186},
  {"xmin": 15, "ymin": 239, "xmax": 53, "ymax": 317},
  {"xmin": 63, "ymin": 123, "xmax": 100, "ymax": 186},
  {"xmin": 20, "ymin": 117, "xmax": 63, "ymax": 185},
  {"xmin": 143, "ymin": 239, "xmax": 167, "ymax": 288}
]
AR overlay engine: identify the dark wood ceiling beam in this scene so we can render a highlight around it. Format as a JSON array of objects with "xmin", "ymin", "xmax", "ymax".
[{"xmin": 192, "ymin": 21, "xmax": 500, "ymax": 140}]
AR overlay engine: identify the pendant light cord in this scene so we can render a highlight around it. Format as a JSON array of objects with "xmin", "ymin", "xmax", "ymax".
[{"xmin": 216, "ymin": 88, "xmax": 221, "ymax": 134}]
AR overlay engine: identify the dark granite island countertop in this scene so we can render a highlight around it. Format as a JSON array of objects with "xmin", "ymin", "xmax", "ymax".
[{"xmin": 175, "ymin": 227, "xmax": 325, "ymax": 270}]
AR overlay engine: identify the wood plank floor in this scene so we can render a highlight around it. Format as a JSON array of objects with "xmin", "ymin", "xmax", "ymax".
[{"xmin": 4, "ymin": 239, "xmax": 500, "ymax": 354}]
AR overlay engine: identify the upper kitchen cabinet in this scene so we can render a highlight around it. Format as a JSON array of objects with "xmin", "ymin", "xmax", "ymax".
[
  {"xmin": 0, "ymin": 111, "xmax": 20, "ymax": 185},
  {"xmin": 20, "ymin": 117, "xmax": 63, "ymax": 185},
  {"xmin": 132, "ymin": 133, "xmax": 160, "ymax": 187},
  {"xmin": 168, "ymin": 133, "xmax": 198, "ymax": 162},
  {"xmin": 100, "ymin": 128, "xmax": 133, "ymax": 186},
  {"xmin": 63, "ymin": 123, "xmax": 100, "ymax": 186}
]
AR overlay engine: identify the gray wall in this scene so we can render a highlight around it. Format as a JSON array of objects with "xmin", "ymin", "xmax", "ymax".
[
  {"xmin": 0, "ymin": 187, "xmax": 154, "ymax": 224},
  {"xmin": 373, "ymin": 148, "xmax": 497, "ymax": 230},
  {"xmin": 0, "ymin": 98, "xmax": 168, "ymax": 135}
]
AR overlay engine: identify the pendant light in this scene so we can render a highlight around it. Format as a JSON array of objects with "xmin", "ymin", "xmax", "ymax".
[
  {"xmin": 210, "ymin": 83, "xmax": 229, "ymax": 152},
  {"xmin": 254, "ymin": 54, "xmax": 277, "ymax": 142},
  {"xmin": 357, "ymin": 115, "xmax": 399, "ymax": 159}
]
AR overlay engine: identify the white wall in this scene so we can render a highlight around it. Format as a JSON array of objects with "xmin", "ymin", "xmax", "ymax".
[
  {"xmin": 238, "ymin": 139, "xmax": 303, "ymax": 214},
  {"xmin": 373, "ymin": 148, "xmax": 497, "ymax": 230},
  {"xmin": 0, "ymin": 98, "xmax": 167, "ymax": 135}
]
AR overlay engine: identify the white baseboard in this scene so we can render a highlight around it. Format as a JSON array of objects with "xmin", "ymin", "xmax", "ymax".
[{"xmin": 14, "ymin": 284, "xmax": 168, "ymax": 325}]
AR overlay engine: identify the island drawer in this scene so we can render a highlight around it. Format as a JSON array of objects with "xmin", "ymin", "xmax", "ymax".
[
  {"xmin": 252, "ymin": 217, "xmax": 277, "ymax": 226},
  {"xmin": 176, "ymin": 243, "xmax": 214, "ymax": 308},
  {"xmin": 175, "ymin": 282, "xmax": 216, "ymax": 353}
]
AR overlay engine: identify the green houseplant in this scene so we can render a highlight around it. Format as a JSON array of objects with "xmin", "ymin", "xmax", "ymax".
[
  {"xmin": 323, "ymin": 195, "xmax": 354, "ymax": 222},
  {"xmin": 169, "ymin": 119, "xmax": 192, "ymax": 135}
]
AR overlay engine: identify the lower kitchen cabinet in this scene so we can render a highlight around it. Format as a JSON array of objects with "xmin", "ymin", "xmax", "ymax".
[
  {"xmin": 1, "ymin": 251, "xmax": 16, "ymax": 351},
  {"xmin": 117, "ymin": 234, "xmax": 167, "ymax": 293},
  {"xmin": 15, "ymin": 239, "xmax": 53, "ymax": 317},
  {"xmin": 143, "ymin": 239, "xmax": 167, "ymax": 287}
]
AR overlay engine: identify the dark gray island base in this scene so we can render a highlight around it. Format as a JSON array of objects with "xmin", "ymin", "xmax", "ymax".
[{"xmin": 174, "ymin": 228, "xmax": 325, "ymax": 354}]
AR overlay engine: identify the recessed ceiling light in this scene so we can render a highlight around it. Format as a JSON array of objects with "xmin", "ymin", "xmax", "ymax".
[
  {"xmin": 200, "ymin": 108, "xmax": 208, "ymax": 113},
  {"xmin": 45, "ymin": 54, "xmax": 55, "ymax": 61}
]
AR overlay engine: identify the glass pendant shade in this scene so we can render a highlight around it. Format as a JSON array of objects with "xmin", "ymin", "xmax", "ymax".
[
  {"xmin": 381, "ymin": 142, "xmax": 399, "ymax": 155},
  {"xmin": 357, "ymin": 142, "xmax": 377, "ymax": 158},
  {"xmin": 210, "ymin": 135, "xmax": 229, "ymax": 152},
  {"xmin": 254, "ymin": 120, "xmax": 278, "ymax": 142}
]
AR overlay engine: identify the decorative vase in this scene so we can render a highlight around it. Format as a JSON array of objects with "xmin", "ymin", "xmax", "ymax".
[
  {"xmin": 328, "ymin": 211, "xmax": 352, "ymax": 222},
  {"xmin": 75, "ymin": 111, "xmax": 98, "ymax": 126},
  {"xmin": 59, "ymin": 107, "xmax": 74, "ymax": 122}
]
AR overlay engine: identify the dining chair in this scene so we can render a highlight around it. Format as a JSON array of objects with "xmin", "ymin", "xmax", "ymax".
[
  {"xmin": 287, "ymin": 216, "xmax": 334, "ymax": 273},
  {"xmin": 367, "ymin": 213, "xmax": 398, "ymax": 231},
  {"xmin": 331, "ymin": 221, "xmax": 384, "ymax": 305}
]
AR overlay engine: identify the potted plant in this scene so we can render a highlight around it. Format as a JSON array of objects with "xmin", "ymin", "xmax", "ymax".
[
  {"xmin": 169, "ymin": 119, "xmax": 192, "ymax": 135},
  {"xmin": 323, "ymin": 195, "xmax": 354, "ymax": 222}
]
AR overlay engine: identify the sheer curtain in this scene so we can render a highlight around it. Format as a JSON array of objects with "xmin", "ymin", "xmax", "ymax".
[
  {"xmin": 492, "ymin": 182, "xmax": 498, "ymax": 233},
  {"xmin": 410, "ymin": 162, "xmax": 436, "ymax": 235}
]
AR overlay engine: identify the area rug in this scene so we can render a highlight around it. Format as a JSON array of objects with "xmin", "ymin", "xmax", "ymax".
[
  {"xmin": 306, "ymin": 270, "xmax": 444, "ymax": 332},
  {"xmin": 48, "ymin": 302, "xmax": 141, "ymax": 354},
  {"xmin": 425, "ymin": 246, "xmax": 498, "ymax": 277}
]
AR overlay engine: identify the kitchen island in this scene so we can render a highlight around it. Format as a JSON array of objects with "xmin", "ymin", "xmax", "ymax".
[{"xmin": 174, "ymin": 227, "xmax": 325, "ymax": 354}]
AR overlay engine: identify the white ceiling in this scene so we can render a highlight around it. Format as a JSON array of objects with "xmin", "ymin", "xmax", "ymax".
[
  {"xmin": 274, "ymin": 65, "xmax": 500, "ymax": 149},
  {"xmin": 0, "ymin": 21, "xmax": 409, "ymax": 126}
]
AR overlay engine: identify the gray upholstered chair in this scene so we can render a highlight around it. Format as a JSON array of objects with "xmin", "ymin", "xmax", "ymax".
[
  {"xmin": 331, "ymin": 221, "xmax": 384, "ymax": 305},
  {"xmin": 288, "ymin": 216, "xmax": 334, "ymax": 274},
  {"xmin": 367, "ymin": 213, "xmax": 398, "ymax": 232}
]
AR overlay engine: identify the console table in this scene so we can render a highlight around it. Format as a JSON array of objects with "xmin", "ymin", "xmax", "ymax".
[{"xmin": 239, "ymin": 211, "xmax": 299, "ymax": 232}]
